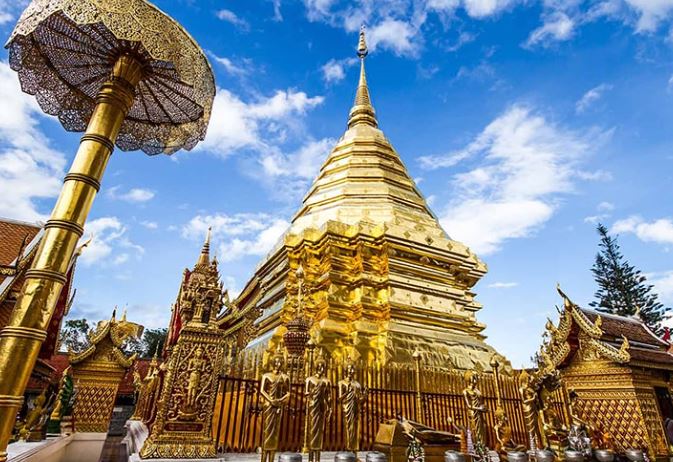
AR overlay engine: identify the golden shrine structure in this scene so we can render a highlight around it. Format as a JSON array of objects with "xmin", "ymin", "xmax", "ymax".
[
  {"xmin": 539, "ymin": 288, "xmax": 673, "ymax": 459},
  {"xmin": 68, "ymin": 310, "xmax": 143, "ymax": 433},
  {"xmin": 221, "ymin": 27, "xmax": 508, "ymax": 372}
]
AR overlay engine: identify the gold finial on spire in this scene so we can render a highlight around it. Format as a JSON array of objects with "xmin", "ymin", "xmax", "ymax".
[
  {"xmin": 348, "ymin": 25, "xmax": 378, "ymax": 129},
  {"xmin": 357, "ymin": 24, "xmax": 368, "ymax": 58},
  {"xmin": 196, "ymin": 226, "xmax": 211, "ymax": 266}
]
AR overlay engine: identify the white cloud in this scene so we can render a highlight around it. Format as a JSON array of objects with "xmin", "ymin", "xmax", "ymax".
[
  {"xmin": 612, "ymin": 216, "xmax": 673, "ymax": 245},
  {"xmin": 624, "ymin": 0, "xmax": 673, "ymax": 32},
  {"xmin": 140, "ymin": 221, "xmax": 158, "ymax": 230},
  {"xmin": 368, "ymin": 19, "xmax": 420, "ymax": 56},
  {"xmin": 463, "ymin": 0, "xmax": 516, "ymax": 18},
  {"xmin": 487, "ymin": 281, "xmax": 519, "ymax": 288},
  {"xmin": 649, "ymin": 271, "xmax": 673, "ymax": 304},
  {"xmin": 258, "ymin": 138, "xmax": 335, "ymax": 200},
  {"xmin": 575, "ymin": 169, "xmax": 613, "ymax": 181},
  {"xmin": 200, "ymin": 89, "xmax": 324, "ymax": 158},
  {"xmin": 107, "ymin": 186, "xmax": 155, "ymax": 203},
  {"xmin": 525, "ymin": 11, "xmax": 575, "ymax": 47},
  {"xmin": 0, "ymin": 61, "xmax": 66, "ymax": 222},
  {"xmin": 182, "ymin": 213, "xmax": 289, "ymax": 262},
  {"xmin": 216, "ymin": 9, "xmax": 250, "ymax": 31},
  {"xmin": 208, "ymin": 52, "xmax": 251, "ymax": 77},
  {"xmin": 321, "ymin": 58, "xmax": 358, "ymax": 83},
  {"xmin": 584, "ymin": 201, "xmax": 615, "ymax": 225},
  {"xmin": 576, "ymin": 83, "xmax": 613, "ymax": 113},
  {"xmin": 301, "ymin": 0, "xmax": 519, "ymax": 58},
  {"xmin": 598, "ymin": 201, "xmax": 615, "ymax": 211},
  {"xmin": 421, "ymin": 104, "xmax": 609, "ymax": 254},
  {"xmin": 80, "ymin": 217, "xmax": 144, "ymax": 267}
]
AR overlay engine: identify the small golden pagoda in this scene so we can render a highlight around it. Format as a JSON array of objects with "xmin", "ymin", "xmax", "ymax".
[{"xmin": 223, "ymin": 28, "xmax": 508, "ymax": 371}]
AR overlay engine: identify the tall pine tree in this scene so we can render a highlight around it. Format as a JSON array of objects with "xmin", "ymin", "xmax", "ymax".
[{"xmin": 590, "ymin": 223, "xmax": 670, "ymax": 335}]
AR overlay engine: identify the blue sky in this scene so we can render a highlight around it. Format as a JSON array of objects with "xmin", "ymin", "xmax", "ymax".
[{"xmin": 1, "ymin": 0, "xmax": 673, "ymax": 366}]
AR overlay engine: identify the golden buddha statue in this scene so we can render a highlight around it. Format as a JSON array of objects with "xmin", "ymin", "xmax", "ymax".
[
  {"xmin": 494, "ymin": 407, "xmax": 524, "ymax": 454},
  {"xmin": 463, "ymin": 371, "xmax": 486, "ymax": 447},
  {"xmin": 260, "ymin": 352, "xmax": 290, "ymax": 462},
  {"xmin": 338, "ymin": 363, "xmax": 367, "ymax": 452},
  {"xmin": 518, "ymin": 370, "xmax": 540, "ymax": 449},
  {"xmin": 305, "ymin": 358, "xmax": 332, "ymax": 462}
]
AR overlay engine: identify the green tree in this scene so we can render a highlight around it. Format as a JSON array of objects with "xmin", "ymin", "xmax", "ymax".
[
  {"xmin": 58, "ymin": 318, "xmax": 93, "ymax": 352},
  {"xmin": 142, "ymin": 328, "xmax": 167, "ymax": 357},
  {"xmin": 590, "ymin": 223, "xmax": 670, "ymax": 335},
  {"xmin": 123, "ymin": 327, "xmax": 167, "ymax": 357}
]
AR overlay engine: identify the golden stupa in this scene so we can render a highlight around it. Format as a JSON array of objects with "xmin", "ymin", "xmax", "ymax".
[{"xmin": 223, "ymin": 28, "xmax": 508, "ymax": 371}]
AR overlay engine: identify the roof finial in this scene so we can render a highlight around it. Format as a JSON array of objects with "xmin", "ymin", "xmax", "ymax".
[
  {"xmin": 348, "ymin": 25, "xmax": 378, "ymax": 129},
  {"xmin": 197, "ymin": 226, "xmax": 211, "ymax": 266}
]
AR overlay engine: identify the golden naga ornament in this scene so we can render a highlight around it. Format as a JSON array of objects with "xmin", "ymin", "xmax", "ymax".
[{"xmin": 0, "ymin": 0, "xmax": 214, "ymax": 458}]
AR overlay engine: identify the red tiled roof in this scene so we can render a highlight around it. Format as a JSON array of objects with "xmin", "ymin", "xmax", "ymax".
[
  {"xmin": 0, "ymin": 218, "xmax": 40, "ymax": 267},
  {"xmin": 629, "ymin": 347, "xmax": 673, "ymax": 367},
  {"xmin": 580, "ymin": 309, "xmax": 667, "ymax": 348}
]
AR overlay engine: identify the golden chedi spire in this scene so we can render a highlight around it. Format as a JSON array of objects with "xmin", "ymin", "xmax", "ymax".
[
  {"xmin": 348, "ymin": 26, "xmax": 377, "ymax": 129},
  {"xmin": 196, "ymin": 226, "xmax": 211, "ymax": 267}
]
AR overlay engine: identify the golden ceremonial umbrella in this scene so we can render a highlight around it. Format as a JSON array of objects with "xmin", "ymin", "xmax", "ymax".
[{"xmin": 0, "ymin": 1, "xmax": 215, "ymax": 457}]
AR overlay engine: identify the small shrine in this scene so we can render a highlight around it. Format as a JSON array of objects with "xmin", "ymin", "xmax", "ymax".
[
  {"xmin": 69, "ymin": 310, "xmax": 143, "ymax": 433},
  {"xmin": 539, "ymin": 287, "xmax": 673, "ymax": 458}
]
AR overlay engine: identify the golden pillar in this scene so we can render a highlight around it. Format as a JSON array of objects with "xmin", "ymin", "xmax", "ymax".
[{"xmin": 0, "ymin": 1, "xmax": 215, "ymax": 459}]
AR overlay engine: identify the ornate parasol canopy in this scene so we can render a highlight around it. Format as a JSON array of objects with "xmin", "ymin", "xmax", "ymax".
[{"xmin": 6, "ymin": 0, "xmax": 215, "ymax": 155}]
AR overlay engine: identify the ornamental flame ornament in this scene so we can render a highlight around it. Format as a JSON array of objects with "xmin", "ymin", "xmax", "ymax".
[{"xmin": 0, "ymin": 1, "xmax": 214, "ymax": 458}]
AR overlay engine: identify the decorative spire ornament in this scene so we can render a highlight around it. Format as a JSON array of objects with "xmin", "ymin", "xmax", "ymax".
[
  {"xmin": 348, "ymin": 25, "xmax": 378, "ymax": 129},
  {"xmin": 197, "ymin": 226, "xmax": 212, "ymax": 266}
]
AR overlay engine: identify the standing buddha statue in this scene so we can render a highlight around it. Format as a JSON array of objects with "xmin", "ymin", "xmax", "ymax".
[
  {"xmin": 338, "ymin": 363, "xmax": 367, "ymax": 452},
  {"xmin": 260, "ymin": 351, "xmax": 290, "ymax": 462},
  {"xmin": 463, "ymin": 371, "xmax": 486, "ymax": 447},
  {"xmin": 305, "ymin": 358, "xmax": 332, "ymax": 462}
]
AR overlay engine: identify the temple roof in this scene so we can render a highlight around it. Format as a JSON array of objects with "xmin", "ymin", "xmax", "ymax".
[
  {"xmin": 70, "ymin": 309, "xmax": 143, "ymax": 369},
  {"xmin": 0, "ymin": 217, "xmax": 41, "ymax": 287},
  {"xmin": 540, "ymin": 287, "xmax": 673, "ymax": 371}
]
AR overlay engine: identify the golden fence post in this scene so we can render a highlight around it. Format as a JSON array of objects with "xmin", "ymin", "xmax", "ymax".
[
  {"xmin": 302, "ymin": 340, "xmax": 316, "ymax": 453},
  {"xmin": 491, "ymin": 357, "xmax": 503, "ymax": 410},
  {"xmin": 412, "ymin": 350, "xmax": 423, "ymax": 423}
]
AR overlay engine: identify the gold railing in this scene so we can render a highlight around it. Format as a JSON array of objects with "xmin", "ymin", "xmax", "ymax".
[{"xmin": 213, "ymin": 358, "xmax": 570, "ymax": 453}]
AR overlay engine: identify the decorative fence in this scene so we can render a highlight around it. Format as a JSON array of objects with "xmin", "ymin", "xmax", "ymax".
[{"xmin": 213, "ymin": 357, "xmax": 569, "ymax": 453}]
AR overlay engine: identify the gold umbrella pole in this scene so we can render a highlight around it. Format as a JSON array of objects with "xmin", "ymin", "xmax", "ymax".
[{"xmin": 0, "ymin": 54, "xmax": 142, "ymax": 460}]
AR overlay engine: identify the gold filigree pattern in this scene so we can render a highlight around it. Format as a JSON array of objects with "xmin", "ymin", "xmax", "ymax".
[{"xmin": 6, "ymin": 0, "xmax": 215, "ymax": 155}]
